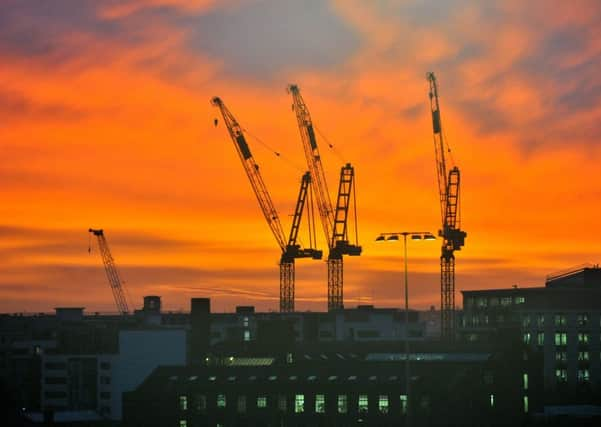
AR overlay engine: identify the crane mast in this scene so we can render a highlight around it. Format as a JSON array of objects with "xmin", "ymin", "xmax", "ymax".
[
  {"xmin": 287, "ymin": 84, "xmax": 361, "ymax": 311},
  {"xmin": 211, "ymin": 97, "xmax": 321, "ymax": 312},
  {"xmin": 89, "ymin": 229, "xmax": 130, "ymax": 315},
  {"xmin": 427, "ymin": 72, "xmax": 467, "ymax": 339}
]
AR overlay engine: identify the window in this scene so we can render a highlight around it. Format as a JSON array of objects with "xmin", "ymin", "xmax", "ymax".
[
  {"xmin": 577, "ymin": 313, "xmax": 588, "ymax": 326},
  {"xmin": 100, "ymin": 392, "xmax": 111, "ymax": 400},
  {"xmin": 44, "ymin": 362, "xmax": 66, "ymax": 370},
  {"xmin": 554, "ymin": 314, "xmax": 566, "ymax": 327},
  {"xmin": 490, "ymin": 297, "xmax": 499, "ymax": 306},
  {"xmin": 523, "ymin": 396, "xmax": 529, "ymax": 413},
  {"xmin": 555, "ymin": 369, "xmax": 567, "ymax": 383},
  {"xmin": 100, "ymin": 376, "xmax": 111, "ymax": 385},
  {"xmin": 257, "ymin": 396, "xmax": 267, "ymax": 408},
  {"xmin": 44, "ymin": 391, "xmax": 67, "ymax": 399},
  {"xmin": 489, "ymin": 394, "xmax": 494, "ymax": 408},
  {"xmin": 554, "ymin": 332, "xmax": 567, "ymax": 346},
  {"xmin": 44, "ymin": 377, "xmax": 67, "ymax": 385},
  {"xmin": 501, "ymin": 297, "xmax": 512, "ymax": 306},
  {"xmin": 378, "ymin": 395, "xmax": 389, "ymax": 414},
  {"xmin": 217, "ymin": 394, "xmax": 226, "ymax": 408},
  {"xmin": 578, "ymin": 351, "xmax": 589, "ymax": 361},
  {"xmin": 278, "ymin": 395, "xmax": 287, "ymax": 412},
  {"xmin": 100, "ymin": 362, "xmax": 111, "ymax": 370},
  {"xmin": 358, "ymin": 394, "xmax": 368, "ymax": 414},
  {"xmin": 237, "ymin": 396, "xmax": 246, "ymax": 413},
  {"xmin": 578, "ymin": 333, "xmax": 589, "ymax": 345},
  {"xmin": 523, "ymin": 373, "xmax": 529, "ymax": 390},
  {"xmin": 477, "ymin": 297, "xmax": 487, "ymax": 308},
  {"xmin": 315, "ymin": 394, "xmax": 325, "ymax": 413},
  {"xmin": 295, "ymin": 394, "xmax": 304, "ymax": 413},
  {"xmin": 522, "ymin": 315, "xmax": 530, "ymax": 327},
  {"xmin": 337, "ymin": 395, "xmax": 348, "ymax": 414},
  {"xmin": 243, "ymin": 316, "xmax": 249, "ymax": 327},
  {"xmin": 400, "ymin": 395, "xmax": 408, "ymax": 415},
  {"xmin": 179, "ymin": 396, "xmax": 188, "ymax": 411},
  {"xmin": 516, "ymin": 296, "xmax": 526, "ymax": 304},
  {"xmin": 536, "ymin": 332, "xmax": 544, "ymax": 346},
  {"xmin": 179, "ymin": 421, "xmax": 187, "ymax": 427},
  {"xmin": 536, "ymin": 314, "xmax": 545, "ymax": 328},
  {"xmin": 523, "ymin": 332, "xmax": 531, "ymax": 345},
  {"xmin": 243, "ymin": 330, "xmax": 250, "ymax": 341},
  {"xmin": 194, "ymin": 394, "xmax": 206, "ymax": 412},
  {"xmin": 555, "ymin": 351, "xmax": 567, "ymax": 362},
  {"xmin": 578, "ymin": 369, "xmax": 590, "ymax": 383}
]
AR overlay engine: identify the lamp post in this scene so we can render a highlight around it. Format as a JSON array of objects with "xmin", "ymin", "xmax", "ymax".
[{"xmin": 376, "ymin": 231, "xmax": 436, "ymax": 427}]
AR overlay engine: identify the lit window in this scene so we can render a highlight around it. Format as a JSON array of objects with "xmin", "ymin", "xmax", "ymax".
[
  {"xmin": 278, "ymin": 395, "xmax": 287, "ymax": 411},
  {"xmin": 554, "ymin": 332, "xmax": 567, "ymax": 346},
  {"xmin": 523, "ymin": 333, "xmax": 531, "ymax": 345},
  {"xmin": 536, "ymin": 314, "xmax": 545, "ymax": 328},
  {"xmin": 554, "ymin": 314, "xmax": 566, "ymax": 327},
  {"xmin": 179, "ymin": 396, "xmax": 188, "ymax": 411},
  {"xmin": 257, "ymin": 396, "xmax": 267, "ymax": 408},
  {"xmin": 578, "ymin": 369, "xmax": 590, "ymax": 382},
  {"xmin": 237, "ymin": 396, "xmax": 246, "ymax": 413},
  {"xmin": 400, "ymin": 395, "xmax": 408, "ymax": 415},
  {"xmin": 337, "ymin": 395, "xmax": 348, "ymax": 414},
  {"xmin": 477, "ymin": 298, "xmax": 487, "ymax": 307},
  {"xmin": 217, "ymin": 394, "xmax": 226, "ymax": 408},
  {"xmin": 358, "ymin": 394, "xmax": 368, "ymax": 413},
  {"xmin": 243, "ymin": 316, "xmax": 249, "ymax": 327},
  {"xmin": 523, "ymin": 373, "xmax": 528, "ymax": 390},
  {"xmin": 577, "ymin": 313, "xmax": 588, "ymax": 326},
  {"xmin": 555, "ymin": 369, "xmax": 567, "ymax": 383},
  {"xmin": 378, "ymin": 395, "xmax": 389, "ymax": 414},
  {"xmin": 295, "ymin": 394, "xmax": 304, "ymax": 413},
  {"xmin": 243, "ymin": 330, "xmax": 250, "ymax": 341},
  {"xmin": 516, "ymin": 296, "xmax": 526, "ymax": 304},
  {"xmin": 578, "ymin": 333, "xmax": 589, "ymax": 345},
  {"xmin": 523, "ymin": 396, "xmax": 529, "ymax": 413},
  {"xmin": 489, "ymin": 394, "xmax": 494, "ymax": 408},
  {"xmin": 578, "ymin": 351, "xmax": 589, "ymax": 361},
  {"xmin": 315, "ymin": 394, "xmax": 325, "ymax": 413},
  {"xmin": 536, "ymin": 332, "xmax": 544, "ymax": 346},
  {"xmin": 179, "ymin": 420, "xmax": 187, "ymax": 427}
]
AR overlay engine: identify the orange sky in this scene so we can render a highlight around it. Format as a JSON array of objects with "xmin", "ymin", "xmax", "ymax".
[{"xmin": 1, "ymin": 0, "xmax": 600, "ymax": 313}]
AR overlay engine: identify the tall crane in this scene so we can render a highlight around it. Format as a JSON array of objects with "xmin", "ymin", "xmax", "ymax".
[
  {"xmin": 287, "ymin": 84, "xmax": 361, "ymax": 311},
  {"xmin": 211, "ymin": 97, "xmax": 322, "ymax": 312},
  {"xmin": 88, "ymin": 228, "xmax": 130, "ymax": 315},
  {"xmin": 426, "ymin": 72, "xmax": 467, "ymax": 339}
]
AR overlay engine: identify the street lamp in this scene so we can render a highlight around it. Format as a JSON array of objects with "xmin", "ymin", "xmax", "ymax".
[{"xmin": 375, "ymin": 231, "xmax": 435, "ymax": 427}]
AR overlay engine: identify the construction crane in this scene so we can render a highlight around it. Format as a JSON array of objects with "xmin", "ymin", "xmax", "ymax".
[
  {"xmin": 88, "ymin": 228, "xmax": 130, "ymax": 315},
  {"xmin": 426, "ymin": 72, "xmax": 467, "ymax": 339},
  {"xmin": 287, "ymin": 84, "xmax": 361, "ymax": 311},
  {"xmin": 211, "ymin": 97, "xmax": 322, "ymax": 312}
]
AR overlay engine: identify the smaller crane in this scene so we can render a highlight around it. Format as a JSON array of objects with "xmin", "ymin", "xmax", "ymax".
[{"xmin": 89, "ymin": 228, "xmax": 130, "ymax": 315}]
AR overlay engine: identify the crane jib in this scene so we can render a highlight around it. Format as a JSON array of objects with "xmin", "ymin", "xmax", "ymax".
[{"xmin": 236, "ymin": 134, "xmax": 252, "ymax": 160}]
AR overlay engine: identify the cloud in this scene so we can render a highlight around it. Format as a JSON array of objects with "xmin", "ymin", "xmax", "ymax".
[{"xmin": 187, "ymin": 0, "xmax": 360, "ymax": 79}]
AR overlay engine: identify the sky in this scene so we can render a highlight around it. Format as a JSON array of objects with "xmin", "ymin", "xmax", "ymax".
[{"xmin": 1, "ymin": 0, "xmax": 600, "ymax": 313}]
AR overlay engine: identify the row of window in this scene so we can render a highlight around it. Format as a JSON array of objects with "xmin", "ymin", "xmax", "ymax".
[
  {"xmin": 555, "ymin": 368, "xmax": 591, "ymax": 383},
  {"xmin": 522, "ymin": 331, "xmax": 595, "ymax": 346},
  {"xmin": 179, "ymin": 394, "xmax": 408, "ymax": 415},
  {"xmin": 465, "ymin": 312, "xmax": 600, "ymax": 328}
]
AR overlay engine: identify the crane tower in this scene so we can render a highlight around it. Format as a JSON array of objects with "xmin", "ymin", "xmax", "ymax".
[
  {"xmin": 287, "ymin": 84, "xmax": 361, "ymax": 311},
  {"xmin": 89, "ymin": 228, "xmax": 130, "ymax": 315},
  {"xmin": 211, "ymin": 97, "xmax": 322, "ymax": 312},
  {"xmin": 427, "ymin": 72, "xmax": 467, "ymax": 339}
]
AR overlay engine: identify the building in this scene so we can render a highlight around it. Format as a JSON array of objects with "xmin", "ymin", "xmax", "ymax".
[
  {"xmin": 124, "ymin": 339, "xmax": 534, "ymax": 427},
  {"xmin": 461, "ymin": 265, "xmax": 601, "ymax": 408}
]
